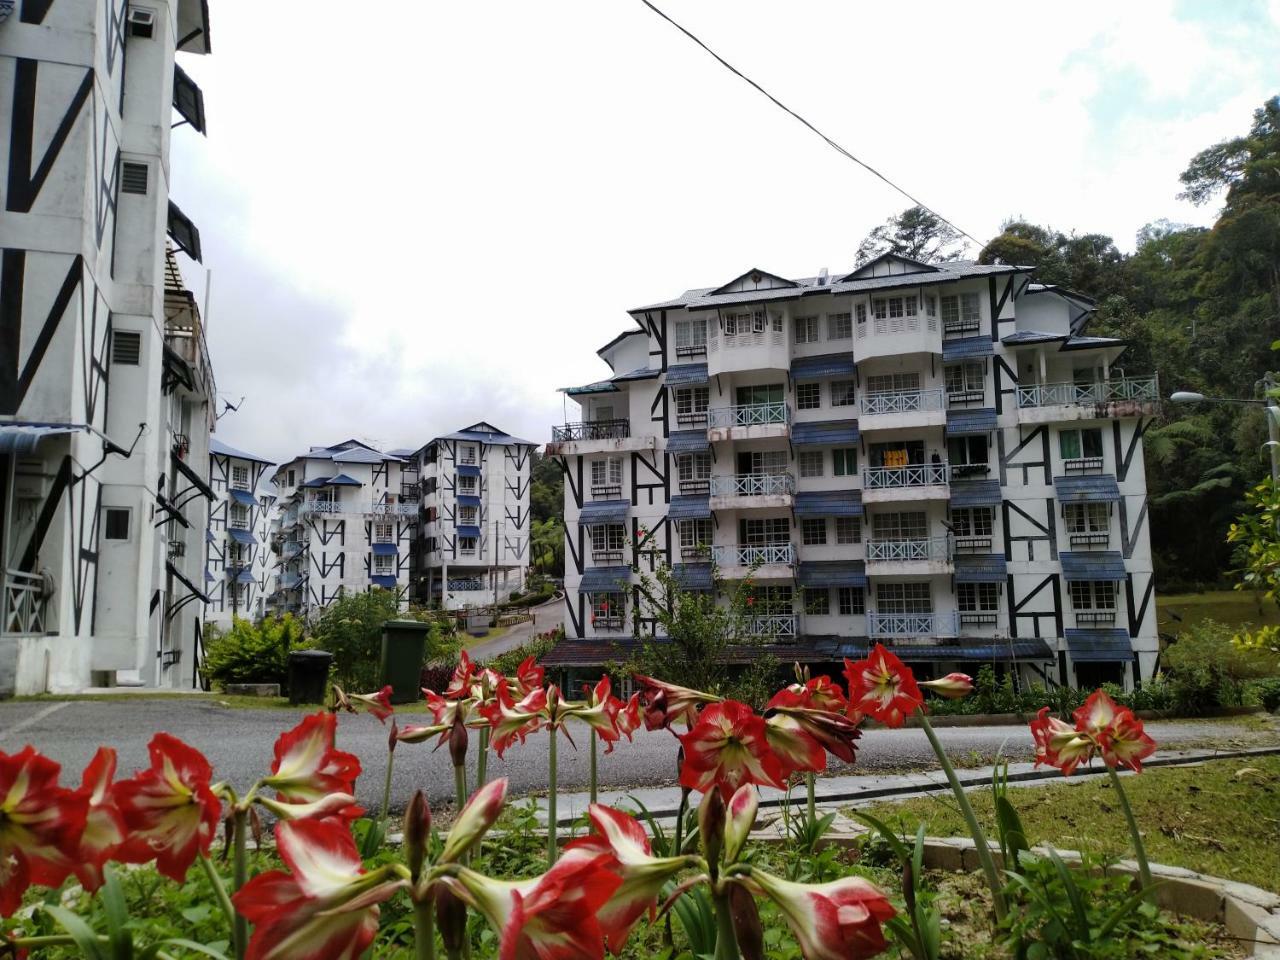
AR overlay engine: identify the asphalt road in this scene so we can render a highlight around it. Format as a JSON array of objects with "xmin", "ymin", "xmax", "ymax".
[{"xmin": 2, "ymin": 699, "xmax": 1274, "ymax": 815}]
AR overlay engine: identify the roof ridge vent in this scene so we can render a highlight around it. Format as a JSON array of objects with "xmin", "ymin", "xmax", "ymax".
[{"xmin": 817, "ymin": 267, "xmax": 829, "ymax": 286}]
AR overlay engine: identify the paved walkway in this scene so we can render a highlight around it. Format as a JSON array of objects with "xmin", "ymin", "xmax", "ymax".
[{"xmin": 467, "ymin": 595, "xmax": 564, "ymax": 662}]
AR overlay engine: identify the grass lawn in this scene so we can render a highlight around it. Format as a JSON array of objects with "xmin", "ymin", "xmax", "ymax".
[
  {"xmin": 851, "ymin": 755, "xmax": 1280, "ymax": 890},
  {"xmin": 11, "ymin": 691, "xmax": 451, "ymax": 713},
  {"xmin": 1157, "ymin": 589, "xmax": 1280, "ymax": 636}
]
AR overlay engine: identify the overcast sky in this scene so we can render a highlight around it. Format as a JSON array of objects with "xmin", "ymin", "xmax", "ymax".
[{"xmin": 172, "ymin": 0, "xmax": 1280, "ymax": 465}]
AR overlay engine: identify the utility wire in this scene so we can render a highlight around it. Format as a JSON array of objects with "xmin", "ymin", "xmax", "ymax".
[{"xmin": 636, "ymin": 0, "xmax": 985, "ymax": 251}]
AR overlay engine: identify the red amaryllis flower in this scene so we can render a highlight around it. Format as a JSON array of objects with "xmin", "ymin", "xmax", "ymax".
[
  {"xmin": 512, "ymin": 656, "xmax": 545, "ymax": 697},
  {"xmin": 477, "ymin": 685, "xmax": 546, "ymax": 758},
  {"xmin": 1031, "ymin": 690, "xmax": 1157, "ymax": 775},
  {"xmin": 349, "ymin": 686, "xmax": 394, "ymax": 723},
  {"xmin": 0, "ymin": 747, "xmax": 87, "ymax": 915},
  {"xmin": 764, "ymin": 688, "xmax": 861, "ymax": 765},
  {"xmin": 443, "ymin": 650, "xmax": 477, "ymax": 699},
  {"xmin": 449, "ymin": 846, "xmax": 622, "ymax": 960},
  {"xmin": 577, "ymin": 676, "xmax": 625, "ymax": 753},
  {"xmin": 615, "ymin": 692, "xmax": 643, "ymax": 741},
  {"xmin": 678, "ymin": 701, "xmax": 787, "ymax": 799},
  {"xmin": 843, "ymin": 645, "xmax": 923, "ymax": 728},
  {"xmin": 767, "ymin": 674, "xmax": 848, "ymax": 715},
  {"xmin": 261, "ymin": 713, "xmax": 363, "ymax": 818},
  {"xmin": 233, "ymin": 818, "xmax": 406, "ymax": 960},
  {"xmin": 634, "ymin": 675, "xmax": 721, "ymax": 731},
  {"xmin": 1029, "ymin": 706, "xmax": 1094, "ymax": 776},
  {"xmin": 748, "ymin": 869, "xmax": 896, "ymax": 960},
  {"xmin": 763, "ymin": 712, "xmax": 826, "ymax": 777},
  {"xmin": 74, "ymin": 747, "xmax": 126, "ymax": 893},
  {"xmin": 114, "ymin": 734, "xmax": 222, "ymax": 882},
  {"xmin": 1098, "ymin": 706, "xmax": 1157, "ymax": 772}
]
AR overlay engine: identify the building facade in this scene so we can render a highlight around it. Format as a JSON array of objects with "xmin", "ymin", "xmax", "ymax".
[
  {"xmin": 205, "ymin": 437, "xmax": 274, "ymax": 629},
  {"xmin": 0, "ymin": 0, "xmax": 214, "ymax": 693},
  {"xmin": 267, "ymin": 440, "xmax": 414, "ymax": 616},
  {"xmin": 547, "ymin": 256, "xmax": 1160, "ymax": 688},
  {"xmin": 410, "ymin": 423, "xmax": 535, "ymax": 611}
]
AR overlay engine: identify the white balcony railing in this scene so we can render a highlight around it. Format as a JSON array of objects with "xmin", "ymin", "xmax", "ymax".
[
  {"xmin": 300, "ymin": 501, "xmax": 417, "ymax": 517},
  {"xmin": 1016, "ymin": 376, "xmax": 1159, "ymax": 409},
  {"xmin": 709, "ymin": 473, "xmax": 795, "ymax": 497},
  {"xmin": 711, "ymin": 543, "xmax": 795, "ymax": 567},
  {"xmin": 742, "ymin": 614, "xmax": 798, "ymax": 638},
  {"xmin": 370, "ymin": 503, "xmax": 418, "ymax": 517},
  {"xmin": 862, "ymin": 388, "xmax": 945, "ymax": 416},
  {"xmin": 301, "ymin": 500, "xmax": 342, "ymax": 514},
  {"xmin": 867, "ymin": 611, "xmax": 959, "ymax": 637},
  {"xmin": 864, "ymin": 463, "xmax": 949, "ymax": 489},
  {"xmin": 2, "ymin": 569, "xmax": 50, "ymax": 635},
  {"xmin": 707, "ymin": 328, "xmax": 787, "ymax": 352},
  {"xmin": 706, "ymin": 402, "xmax": 790, "ymax": 428},
  {"xmin": 866, "ymin": 536, "xmax": 951, "ymax": 563}
]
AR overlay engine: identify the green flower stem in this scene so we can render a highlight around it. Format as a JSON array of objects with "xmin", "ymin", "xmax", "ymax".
[
  {"xmin": 477, "ymin": 727, "xmax": 489, "ymax": 788},
  {"xmin": 232, "ymin": 808, "xmax": 249, "ymax": 960},
  {"xmin": 9, "ymin": 935, "xmax": 81, "ymax": 948},
  {"xmin": 916, "ymin": 710, "xmax": 1006, "ymax": 921},
  {"xmin": 713, "ymin": 890, "xmax": 739, "ymax": 960},
  {"xmin": 414, "ymin": 895, "xmax": 436, "ymax": 960},
  {"xmin": 589, "ymin": 728, "xmax": 599, "ymax": 806},
  {"xmin": 547, "ymin": 728, "xmax": 559, "ymax": 865},
  {"xmin": 198, "ymin": 853, "xmax": 237, "ymax": 945},
  {"xmin": 805, "ymin": 772, "xmax": 816, "ymax": 824},
  {"xmin": 1107, "ymin": 765, "xmax": 1153, "ymax": 895},
  {"xmin": 381, "ymin": 747, "xmax": 396, "ymax": 823}
]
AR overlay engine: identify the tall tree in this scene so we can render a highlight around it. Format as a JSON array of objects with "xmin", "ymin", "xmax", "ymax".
[{"xmin": 854, "ymin": 205, "xmax": 969, "ymax": 265}]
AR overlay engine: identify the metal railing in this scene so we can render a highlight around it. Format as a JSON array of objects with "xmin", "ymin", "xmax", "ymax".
[
  {"xmin": 864, "ymin": 463, "xmax": 949, "ymax": 489},
  {"xmin": 301, "ymin": 500, "xmax": 342, "ymax": 514},
  {"xmin": 1063, "ymin": 457, "xmax": 1104, "ymax": 473},
  {"xmin": 742, "ymin": 614, "xmax": 797, "ymax": 638},
  {"xmin": 960, "ymin": 611, "xmax": 1000, "ymax": 625},
  {"xmin": 862, "ymin": 388, "xmax": 945, "ymax": 416},
  {"xmin": 448, "ymin": 578, "xmax": 485, "ymax": 592},
  {"xmin": 954, "ymin": 536, "xmax": 993, "ymax": 554},
  {"xmin": 706, "ymin": 402, "xmax": 790, "ymax": 428},
  {"xmin": 711, "ymin": 543, "xmax": 795, "ymax": 567},
  {"xmin": 678, "ymin": 478, "xmax": 711, "ymax": 495},
  {"xmin": 947, "ymin": 389, "xmax": 985, "ymax": 406},
  {"xmin": 370, "ymin": 503, "xmax": 418, "ymax": 517},
  {"xmin": 1074, "ymin": 609, "xmax": 1117, "ymax": 625},
  {"xmin": 676, "ymin": 411, "xmax": 709, "ymax": 427},
  {"xmin": 591, "ymin": 550, "xmax": 626, "ymax": 565},
  {"xmin": 1016, "ymin": 376, "xmax": 1159, "ymax": 409},
  {"xmin": 866, "ymin": 536, "xmax": 951, "ymax": 562},
  {"xmin": 2, "ymin": 570, "xmax": 50, "ymax": 635},
  {"xmin": 680, "ymin": 545, "xmax": 712, "ymax": 561},
  {"xmin": 943, "ymin": 318, "xmax": 981, "ymax": 335},
  {"xmin": 709, "ymin": 473, "xmax": 795, "ymax": 497},
  {"xmin": 707, "ymin": 328, "xmax": 787, "ymax": 352},
  {"xmin": 675, "ymin": 342, "xmax": 707, "ymax": 357},
  {"xmin": 590, "ymin": 484, "xmax": 622, "ymax": 500},
  {"xmin": 867, "ymin": 611, "xmax": 959, "ymax": 637},
  {"xmin": 1069, "ymin": 532, "xmax": 1110, "ymax": 547},
  {"xmin": 552, "ymin": 419, "xmax": 631, "ymax": 442}
]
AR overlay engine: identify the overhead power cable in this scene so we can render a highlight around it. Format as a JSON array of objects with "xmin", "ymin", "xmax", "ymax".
[{"xmin": 636, "ymin": 0, "xmax": 985, "ymax": 251}]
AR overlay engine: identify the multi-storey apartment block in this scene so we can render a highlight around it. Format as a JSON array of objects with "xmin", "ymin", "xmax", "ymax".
[
  {"xmin": 267, "ymin": 440, "xmax": 415, "ymax": 616},
  {"xmin": 0, "ymin": 0, "xmax": 214, "ymax": 693},
  {"xmin": 547, "ymin": 255, "xmax": 1160, "ymax": 689},
  {"xmin": 205, "ymin": 438, "xmax": 274, "ymax": 628},
  {"xmin": 410, "ymin": 423, "xmax": 535, "ymax": 610}
]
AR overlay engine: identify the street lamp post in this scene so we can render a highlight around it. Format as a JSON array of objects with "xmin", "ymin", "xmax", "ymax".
[{"xmin": 1169, "ymin": 381, "xmax": 1280, "ymax": 485}]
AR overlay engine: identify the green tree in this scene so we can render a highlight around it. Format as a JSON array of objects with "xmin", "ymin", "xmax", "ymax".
[
  {"xmin": 201, "ymin": 614, "xmax": 306, "ymax": 689},
  {"xmin": 309, "ymin": 589, "xmax": 433, "ymax": 691},
  {"xmin": 854, "ymin": 205, "xmax": 969, "ymax": 265},
  {"xmin": 528, "ymin": 450, "xmax": 565, "ymax": 576}
]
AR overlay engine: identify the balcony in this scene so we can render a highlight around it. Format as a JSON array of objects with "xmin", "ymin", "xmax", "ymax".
[
  {"xmin": 1063, "ymin": 457, "xmax": 1104, "ymax": 474},
  {"xmin": 867, "ymin": 611, "xmax": 959, "ymax": 638},
  {"xmin": 862, "ymin": 463, "xmax": 950, "ymax": 504},
  {"xmin": 591, "ymin": 549, "xmax": 626, "ymax": 565},
  {"xmin": 859, "ymin": 387, "xmax": 946, "ymax": 430},
  {"xmin": 590, "ymin": 484, "xmax": 622, "ymax": 501},
  {"xmin": 741, "ymin": 614, "xmax": 798, "ymax": 639},
  {"xmin": 300, "ymin": 500, "xmax": 342, "ymax": 515},
  {"xmin": 954, "ymin": 535, "xmax": 993, "ymax": 554},
  {"xmin": 2, "ymin": 569, "xmax": 52, "ymax": 635},
  {"xmin": 1074, "ymin": 608, "xmax": 1117, "ymax": 626},
  {"xmin": 706, "ymin": 402, "xmax": 790, "ymax": 443},
  {"xmin": 943, "ymin": 317, "xmax": 981, "ymax": 337},
  {"xmin": 1068, "ymin": 531, "xmax": 1110, "ymax": 548},
  {"xmin": 708, "ymin": 472, "xmax": 795, "ymax": 510},
  {"xmin": 678, "ymin": 477, "xmax": 711, "ymax": 495},
  {"xmin": 866, "ymin": 536, "xmax": 953, "ymax": 575},
  {"xmin": 1015, "ymin": 376, "xmax": 1160, "ymax": 423},
  {"xmin": 547, "ymin": 419, "xmax": 655, "ymax": 456},
  {"xmin": 854, "ymin": 313, "xmax": 941, "ymax": 360},
  {"xmin": 706, "ymin": 326, "xmax": 790, "ymax": 377},
  {"xmin": 711, "ymin": 542, "xmax": 795, "ymax": 579}
]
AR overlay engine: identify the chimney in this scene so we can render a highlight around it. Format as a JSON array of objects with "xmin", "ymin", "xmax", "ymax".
[{"xmin": 817, "ymin": 267, "xmax": 829, "ymax": 286}]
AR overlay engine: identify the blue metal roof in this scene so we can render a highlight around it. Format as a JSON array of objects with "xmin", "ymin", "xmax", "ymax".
[
  {"xmin": 1064, "ymin": 628, "xmax": 1133, "ymax": 662},
  {"xmin": 668, "ymin": 495, "xmax": 711, "ymax": 520},
  {"xmin": 1060, "ymin": 551, "xmax": 1127, "ymax": 581},
  {"xmin": 672, "ymin": 563, "xmax": 713, "ymax": 591},
  {"xmin": 301, "ymin": 477, "xmax": 330, "ymax": 488},
  {"xmin": 793, "ymin": 490, "xmax": 863, "ymax": 517},
  {"xmin": 889, "ymin": 639, "xmax": 1056, "ymax": 661},
  {"xmin": 232, "ymin": 568, "xmax": 254, "ymax": 584},
  {"xmin": 1054, "ymin": 475, "xmax": 1121, "ymax": 503},
  {"xmin": 953, "ymin": 553, "xmax": 1008, "ymax": 582},
  {"xmin": 437, "ymin": 422, "xmax": 537, "ymax": 446},
  {"xmin": 0, "ymin": 423, "xmax": 82, "ymax": 455},
  {"xmin": 1063, "ymin": 335, "xmax": 1125, "ymax": 351},
  {"xmin": 371, "ymin": 575, "xmax": 398, "ymax": 589},
  {"xmin": 666, "ymin": 363, "xmax": 709, "ymax": 386},
  {"xmin": 797, "ymin": 561, "xmax": 866, "ymax": 588},
  {"xmin": 949, "ymin": 480, "xmax": 1002, "ymax": 507},
  {"xmin": 792, "ymin": 420, "xmax": 859, "ymax": 446},
  {"xmin": 563, "ymin": 380, "xmax": 619, "ymax": 396},
  {"xmin": 227, "ymin": 528, "xmax": 256, "ymax": 545},
  {"xmin": 210, "ymin": 437, "xmax": 273, "ymax": 464},
  {"xmin": 941, "ymin": 337, "xmax": 994, "ymax": 362},
  {"xmin": 580, "ymin": 566, "xmax": 632, "ymax": 592},
  {"xmin": 457, "ymin": 465, "xmax": 481, "ymax": 478},
  {"xmin": 457, "ymin": 495, "xmax": 482, "ymax": 508},
  {"xmin": 666, "ymin": 431, "xmax": 710, "ymax": 454},
  {"xmin": 229, "ymin": 489, "xmax": 257, "ymax": 506},
  {"xmin": 946, "ymin": 408, "xmax": 997, "ymax": 436},
  {"xmin": 579, "ymin": 500, "xmax": 629, "ymax": 525},
  {"xmin": 612, "ymin": 367, "xmax": 661, "ymax": 383},
  {"xmin": 371, "ymin": 543, "xmax": 398, "ymax": 556},
  {"xmin": 1001, "ymin": 330, "xmax": 1068, "ymax": 346},
  {"xmin": 791, "ymin": 353, "xmax": 855, "ymax": 380},
  {"xmin": 327, "ymin": 474, "xmax": 362, "ymax": 486},
  {"xmin": 456, "ymin": 525, "xmax": 482, "ymax": 538}
]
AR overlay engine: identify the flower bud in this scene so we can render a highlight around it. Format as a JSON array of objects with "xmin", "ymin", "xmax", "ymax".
[
  {"xmin": 919, "ymin": 672, "xmax": 975, "ymax": 700},
  {"xmin": 388, "ymin": 719, "xmax": 399, "ymax": 755},
  {"xmin": 448, "ymin": 716, "xmax": 468, "ymax": 769},
  {"xmin": 723, "ymin": 783, "xmax": 758, "ymax": 864},
  {"xmin": 729, "ymin": 883, "xmax": 764, "ymax": 960},
  {"xmin": 405, "ymin": 789, "xmax": 431, "ymax": 879},
  {"xmin": 435, "ymin": 886, "xmax": 468, "ymax": 955},
  {"xmin": 440, "ymin": 778, "xmax": 507, "ymax": 864},
  {"xmin": 698, "ymin": 788, "xmax": 725, "ymax": 871}
]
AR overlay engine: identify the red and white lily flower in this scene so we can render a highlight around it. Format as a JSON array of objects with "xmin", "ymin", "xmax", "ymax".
[
  {"xmin": 919, "ymin": 672, "xmax": 975, "ymax": 700},
  {"xmin": 843, "ymin": 645, "xmax": 924, "ymax": 728},
  {"xmin": 764, "ymin": 688, "xmax": 861, "ymax": 765},
  {"xmin": 1030, "ymin": 690, "xmax": 1157, "ymax": 776},
  {"xmin": 723, "ymin": 783, "xmax": 759, "ymax": 864},
  {"xmin": 73, "ymin": 747, "xmax": 126, "ymax": 893},
  {"xmin": 576, "ymin": 676, "xmax": 626, "ymax": 753},
  {"xmin": 633, "ymin": 675, "xmax": 722, "ymax": 731},
  {"xmin": 678, "ymin": 700, "xmax": 787, "ymax": 799},
  {"xmin": 261, "ymin": 713, "xmax": 363, "ymax": 818},
  {"xmin": 746, "ymin": 868, "xmax": 896, "ymax": 960},
  {"xmin": 348, "ymin": 685, "xmax": 395, "ymax": 723},
  {"xmin": 0, "ymin": 747, "xmax": 86, "ymax": 916},
  {"xmin": 477, "ymin": 685, "xmax": 547, "ymax": 758},
  {"xmin": 439, "ymin": 778, "xmax": 509, "ymax": 864}
]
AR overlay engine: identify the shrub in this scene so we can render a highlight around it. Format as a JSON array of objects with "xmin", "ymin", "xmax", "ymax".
[
  {"xmin": 309, "ymin": 590, "xmax": 436, "ymax": 691},
  {"xmin": 1246, "ymin": 676, "xmax": 1280, "ymax": 711},
  {"xmin": 201, "ymin": 614, "xmax": 305, "ymax": 689},
  {"xmin": 1163, "ymin": 619, "xmax": 1277, "ymax": 714}
]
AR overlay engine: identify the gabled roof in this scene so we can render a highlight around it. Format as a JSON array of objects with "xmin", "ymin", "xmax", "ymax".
[
  {"xmin": 709, "ymin": 267, "xmax": 800, "ymax": 296},
  {"xmin": 437, "ymin": 423, "xmax": 536, "ymax": 446},
  {"xmin": 209, "ymin": 437, "xmax": 273, "ymax": 465},
  {"xmin": 332, "ymin": 447, "xmax": 397, "ymax": 464},
  {"xmin": 837, "ymin": 252, "xmax": 940, "ymax": 283}
]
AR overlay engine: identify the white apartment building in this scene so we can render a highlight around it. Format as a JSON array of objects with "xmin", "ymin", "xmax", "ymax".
[
  {"xmin": 205, "ymin": 437, "xmax": 274, "ymax": 629},
  {"xmin": 410, "ymin": 422, "xmax": 535, "ymax": 610},
  {"xmin": 546, "ymin": 255, "xmax": 1160, "ymax": 689},
  {"xmin": 267, "ymin": 440, "xmax": 415, "ymax": 616},
  {"xmin": 0, "ymin": 0, "xmax": 215, "ymax": 693}
]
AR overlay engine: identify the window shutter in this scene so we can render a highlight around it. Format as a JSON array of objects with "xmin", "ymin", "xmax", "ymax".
[{"xmin": 112, "ymin": 330, "xmax": 141, "ymax": 365}]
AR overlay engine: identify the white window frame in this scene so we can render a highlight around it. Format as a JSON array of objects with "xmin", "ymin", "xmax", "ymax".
[
  {"xmin": 827, "ymin": 312, "xmax": 853, "ymax": 340},
  {"xmin": 796, "ymin": 382, "xmax": 821, "ymax": 410},
  {"xmin": 794, "ymin": 315, "xmax": 819, "ymax": 344},
  {"xmin": 590, "ymin": 523, "xmax": 627, "ymax": 554},
  {"xmin": 838, "ymin": 586, "xmax": 865, "ymax": 615},
  {"xmin": 830, "ymin": 380, "xmax": 856, "ymax": 407},
  {"xmin": 803, "ymin": 587, "xmax": 830, "ymax": 615},
  {"xmin": 797, "ymin": 451, "xmax": 824, "ymax": 478},
  {"xmin": 957, "ymin": 582, "xmax": 999, "ymax": 612},
  {"xmin": 875, "ymin": 582, "xmax": 932, "ymax": 614},
  {"xmin": 375, "ymin": 522, "xmax": 393, "ymax": 543},
  {"xmin": 459, "ymin": 506, "xmax": 478, "ymax": 526},
  {"xmin": 872, "ymin": 511, "xmax": 927, "ymax": 540},
  {"xmin": 373, "ymin": 554, "xmax": 394, "ymax": 575},
  {"xmin": 231, "ymin": 465, "xmax": 249, "ymax": 488},
  {"xmin": 835, "ymin": 516, "xmax": 862, "ymax": 544},
  {"xmin": 801, "ymin": 518, "xmax": 827, "ymax": 545},
  {"xmin": 457, "ymin": 475, "xmax": 478, "ymax": 495}
]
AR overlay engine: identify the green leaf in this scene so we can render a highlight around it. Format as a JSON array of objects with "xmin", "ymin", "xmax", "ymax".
[
  {"xmin": 179, "ymin": 905, "xmax": 212, "ymax": 924},
  {"xmin": 1098, "ymin": 883, "xmax": 1164, "ymax": 940},
  {"xmin": 1046, "ymin": 849, "xmax": 1090, "ymax": 939},
  {"xmin": 851, "ymin": 811, "xmax": 910, "ymax": 862},
  {"xmin": 995, "ymin": 795, "xmax": 1030, "ymax": 863},
  {"xmin": 154, "ymin": 939, "xmax": 233, "ymax": 960},
  {"xmin": 44, "ymin": 905, "xmax": 106, "ymax": 960},
  {"xmin": 100, "ymin": 865, "xmax": 133, "ymax": 960}
]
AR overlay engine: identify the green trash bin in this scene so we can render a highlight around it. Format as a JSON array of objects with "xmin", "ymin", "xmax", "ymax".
[{"xmin": 380, "ymin": 619, "xmax": 431, "ymax": 703}]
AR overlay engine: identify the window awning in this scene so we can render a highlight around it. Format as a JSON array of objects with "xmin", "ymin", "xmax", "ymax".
[
  {"xmin": 579, "ymin": 500, "xmax": 629, "ymax": 525},
  {"xmin": 167, "ymin": 200, "xmax": 203, "ymax": 263},
  {"xmin": 456, "ymin": 525, "xmax": 481, "ymax": 538},
  {"xmin": 371, "ymin": 543, "xmax": 398, "ymax": 556},
  {"xmin": 172, "ymin": 63, "xmax": 206, "ymax": 133},
  {"xmin": 231, "ymin": 568, "xmax": 254, "ymax": 584},
  {"xmin": 666, "ymin": 363, "xmax": 709, "ymax": 386},
  {"xmin": 301, "ymin": 477, "xmax": 331, "ymax": 488},
  {"xmin": 792, "ymin": 420, "xmax": 859, "ymax": 446},
  {"xmin": 953, "ymin": 553, "xmax": 1008, "ymax": 582},
  {"xmin": 888, "ymin": 639, "xmax": 1056, "ymax": 661},
  {"xmin": 0, "ymin": 423, "xmax": 82, "ymax": 454},
  {"xmin": 672, "ymin": 563, "xmax": 713, "ymax": 591},
  {"xmin": 1060, "ymin": 551, "xmax": 1127, "ymax": 581},
  {"xmin": 666, "ymin": 431, "xmax": 710, "ymax": 454},
  {"xmin": 949, "ymin": 480, "xmax": 1002, "ymax": 508},
  {"xmin": 793, "ymin": 490, "xmax": 863, "ymax": 517},
  {"xmin": 580, "ymin": 566, "xmax": 632, "ymax": 593},
  {"xmin": 941, "ymin": 337, "xmax": 994, "ymax": 362},
  {"xmin": 229, "ymin": 489, "xmax": 257, "ymax": 507},
  {"xmin": 1064, "ymin": 628, "xmax": 1133, "ymax": 662},
  {"xmin": 791, "ymin": 353, "xmax": 855, "ymax": 380},
  {"xmin": 227, "ymin": 528, "xmax": 256, "ymax": 545},
  {"xmin": 1054, "ymin": 475, "xmax": 1121, "ymax": 503},
  {"xmin": 327, "ymin": 474, "xmax": 362, "ymax": 486},
  {"xmin": 457, "ymin": 465, "xmax": 482, "ymax": 478},
  {"xmin": 797, "ymin": 561, "xmax": 866, "ymax": 588},
  {"xmin": 668, "ymin": 495, "xmax": 711, "ymax": 520},
  {"xmin": 172, "ymin": 455, "xmax": 215, "ymax": 501},
  {"xmin": 946, "ymin": 408, "xmax": 996, "ymax": 436},
  {"xmin": 457, "ymin": 495, "xmax": 481, "ymax": 507},
  {"xmin": 371, "ymin": 575, "xmax": 398, "ymax": 590}
]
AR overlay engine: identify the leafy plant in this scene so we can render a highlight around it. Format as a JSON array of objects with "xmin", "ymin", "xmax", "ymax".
[
  {"xmin": 201, "ymin": 614, "xmax": 305, "ymax": 689},
  {"xmin": 852, "ymin": 815, "xmax": 941, "ymax": 960},
  {"xmin": 308, "ymin": 590, "xmax": 434, "ymax": 690}
]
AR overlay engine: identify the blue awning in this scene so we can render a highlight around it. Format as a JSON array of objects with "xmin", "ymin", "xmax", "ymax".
[
  {"xmin": 205, "ymin": 529, "xmax": 215, "ymax": 543},
  {"xmin": 327, "ymin": 474, "xmax": 362, "ymax": 486},
  {"xmin": 950, "ymin": 480, "xmax": 1002, "ymax": 508},
  {"xmin": 791, "ymin": 353, "xmax": 855, "ymax": 380},
  {"xmin": 941, "ymin": 337, "xmax": 994, "ymax": 362},
  {"xmin": 1060, "ymin": 551, "xmax": 1127, "ymax": 581},
  {"xmin": 579, "ymin": 500, "xmax": 629, "ymax": 525},
  {"xmin": 232, "ymin": 568, "xmax": 254, "ymax": 584},
  {"xmin": 227, "ymin": 528, "xmax": 256, "ymax": 545},
  {"xmin": 457, "ymin": 495, "xmax": 482, "ymax": 507},
  {"xmin": 229, "ymin": 489, "xmax": 257, "ymax": 506},
  {"xmin": 301, "ymin": 477, "xmax": 330, "ymax": 488},
  {"xmin": 946, "ymin": 408, "xmax": 996, "ymax": 436},
  {"xmin": 792, "ymin": 420, "xmax": 859, "ymax": 446},
  {"xmin": 1054, "ymin": 475, "xmax": 1121, "ymax": 503},
  {"xmin": 953, "ymin": 554, "xmax": 1008, "ymax": 582},
  {"xmin": 0, "ymin": 423, "xmax": 81, "ymax": 454},
  {"xmin": 889, "ymin": 639, "xmax": 1056, "ymax": 662},
  {"xmin": 371, "ymin": 575, "xmax": 398, "ymax": 589},
  {"xmin": 666, "ymin": 431, "xmax": 710, "ymax": 454},
  {"xmin": 797, "ymin": 561, "xmax": 866, "ymax": 588},
  {"xmin": 457, "ymin": 465, "xmax": 482, "ymax": 478},
  {"xmin": 793, "ymin": 490, "xmax": 863, "ymax": 517},
  {"xmin": 668, "ymin": 495, "xmax": 711, "ymax": 520},
  {"xmin": 1064, "ymin": 628, "xmax": 1133, "ymax": 662},
  {"xmin": 1002, "ymin": 330, "xmax": 1067, "ymax": 346},
  {"xmin": 666, "ymin": 363, "xmax": 709, "ymax": 386},
  {"xmin": 672, "ymin": 563, "xmax": 713, "ymax": 591},
  {"xmin": 580, "ymin": 566, "xmax": 631, "ymax": 592},
  {"xmin": 371, "ymin": 543, "xmax": 398, "ymax": 556},
  {"xmin": 456, "ymin": 525, "xmax": 482, "ymax": 538}
]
